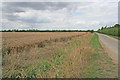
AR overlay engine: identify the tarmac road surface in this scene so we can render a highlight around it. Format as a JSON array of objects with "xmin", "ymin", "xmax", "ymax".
[{"xmin": 96, "ymin": 33, "xmax": 119, "ymax": 64}]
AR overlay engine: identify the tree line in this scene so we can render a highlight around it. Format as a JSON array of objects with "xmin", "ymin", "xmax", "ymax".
[
  {"xmin": 1, "ymin": 29, "xmax": 94, "ymax": 33},
  {"xmin": 97, "ymin": 24, "xmax": 120, "ymax": 37}
]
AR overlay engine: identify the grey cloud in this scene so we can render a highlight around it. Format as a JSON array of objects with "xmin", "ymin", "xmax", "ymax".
[
  {"xmin": 22, "ymin": 18, "xmax": 53, "ymax": 23},
  {"xmin": 3, "ymin": 2, "xmax": 70, "ymax": 12},
  {"xmin": 3, "ymin": 14, "xmax": 19, "ymax": 21},
  {"xmin": 118, "ymin": 2, "xmax": 120, "ymax": 24},
  {"xmin": 3, "ymin": 3, "xmax": 25, "ymax": 13},
  {"xmin": 2, "ymin": 2, "xmax": 73, "ymax": 23},
  {"xmin": 3, "ymin": 13, "xmax": 52, "ymax": 23}
]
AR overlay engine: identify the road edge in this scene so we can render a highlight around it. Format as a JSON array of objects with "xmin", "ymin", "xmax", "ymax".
[{"xmin": 96, "ymin": 33, "xmax": 118, "ymax": 64}]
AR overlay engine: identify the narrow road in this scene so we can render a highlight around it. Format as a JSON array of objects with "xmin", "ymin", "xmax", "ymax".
[{"xmin": 96, "ymin": 33, "xmax": 119, "ymax": 64}]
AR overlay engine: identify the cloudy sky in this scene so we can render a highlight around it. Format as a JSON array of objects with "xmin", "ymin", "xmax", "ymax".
[{"xmin": 1, "ymin": 2, "xmax": 118, "ymax": 30}]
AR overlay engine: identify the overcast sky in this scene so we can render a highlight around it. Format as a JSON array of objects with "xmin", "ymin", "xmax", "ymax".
[{"xmin": 1, "ymin": 2, "xmax": 118, "ymax": 30}]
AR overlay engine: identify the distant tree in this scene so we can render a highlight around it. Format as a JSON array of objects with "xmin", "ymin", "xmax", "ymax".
[
  {"xmin": 104, "ymin": 26, "xmax": 107, "ymax": 29},
  {"xmin": 98, "ymin": 29, "xmax": 100, "ymax": 31},
  {"xmin": 90, "ymin": 30, "xmax": 94, "ymax": 33},
  {"xmin": 114, "ymin": 24, "xmax": 120, "ymax": 27},
  {"xmin": 101, "ymin": 27, "xmax": 104, "ymax": 30}
]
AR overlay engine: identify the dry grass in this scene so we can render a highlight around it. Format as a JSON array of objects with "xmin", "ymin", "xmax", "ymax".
[{"xmin": 61, "ymin": 33, "xmax": 94, "ymax": 78}]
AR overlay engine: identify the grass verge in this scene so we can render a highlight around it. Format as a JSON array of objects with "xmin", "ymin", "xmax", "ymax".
[
  {"xmin": 83, "ymin": 34, "xmax": 118, "ymax": 78},
  {"xmin": 106, "ymin": 34, "xmax": 120, "ymax": 40},
  {"xmin": 97, "ymin": 32, "xmax": 120, "ymax": 40}
]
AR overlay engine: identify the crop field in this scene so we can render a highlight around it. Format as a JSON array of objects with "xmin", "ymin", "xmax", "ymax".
[
  {"xmin": 2, "ymin": 32, "xmax": 87, "ymax": 47},
  {"xmin": 2, "ymin": 32, "xmax": 118, "ymax": 78},
  {"xmin": 2, "ymin": 32, "xmax": 87, "ymax": 55}
]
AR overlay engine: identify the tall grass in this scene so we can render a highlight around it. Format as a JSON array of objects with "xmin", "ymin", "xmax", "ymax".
[{"xmin": 61, "ymin": 33, "xmax": 94, "ymax": 78}]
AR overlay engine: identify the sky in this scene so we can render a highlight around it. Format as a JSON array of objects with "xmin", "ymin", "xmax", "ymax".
[{"xmin": 1, "ymin": 1, "xmax": 119, "ymax": 30}]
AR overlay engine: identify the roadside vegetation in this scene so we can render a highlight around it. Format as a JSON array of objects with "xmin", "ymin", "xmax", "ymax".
[
  {"xmin": 83, "ymin": 34, "xmax": 118, "ymax": 78},
  {"xmin": 2, "ymin": 32, "xmax": 117, "ymax": 78},
  {"xmin": 97, "ymin": 24, "xmax": 120, "ymax": 39}
]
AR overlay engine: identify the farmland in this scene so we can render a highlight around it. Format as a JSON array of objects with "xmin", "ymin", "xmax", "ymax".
[
  {"xmin": 2, "ymin": 32, "xmax": 118, "ymax": 78},
  {"xmin": 2, "ymin": 32, "xmax": 87, "ymax": 55}
]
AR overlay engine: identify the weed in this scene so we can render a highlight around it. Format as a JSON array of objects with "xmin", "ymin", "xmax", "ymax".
[
  {"xmin": 71, "ymin": 40, "xmax": 81, "ymax": 46},
  {"xmin": 90, "ymin": 34, "xmax": 103, "ymax": 50},
  {"xmin": 38, "ymin": 48, "xmax": 44, "ymax": 53},
  {"xmin": 26, "ymin": 63, "xmax": 40, "ymax": 78},
  {"xmin": 40, "ymin": 61, "xmax": 51, "ymax": 76}
]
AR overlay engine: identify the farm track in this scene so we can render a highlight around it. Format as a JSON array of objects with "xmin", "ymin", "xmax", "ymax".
[{"xmin": 2, "ymin": 32, "xmax": 87, "ymax": 54}]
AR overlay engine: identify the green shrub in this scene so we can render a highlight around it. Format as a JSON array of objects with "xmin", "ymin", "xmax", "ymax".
[{"xmin": 98, "ymin": 24, "xmax": 120, "ymax": 37}]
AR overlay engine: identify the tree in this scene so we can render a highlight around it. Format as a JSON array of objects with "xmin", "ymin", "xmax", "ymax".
[{"xmin": 101, "ymin": 27, "xmax": 104, "ymax": 30}]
